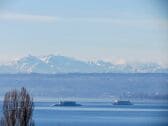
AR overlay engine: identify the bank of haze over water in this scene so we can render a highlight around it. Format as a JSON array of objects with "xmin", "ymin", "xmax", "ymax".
[
  {"xmin": 0, "ymin": 73, "xmax": 167, "ymax": 102},
  {"xmin": 0, "ymin": 55, "xmax": 167, "ymax": 74}
]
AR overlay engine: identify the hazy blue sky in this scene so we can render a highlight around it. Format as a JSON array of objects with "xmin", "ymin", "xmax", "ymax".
[{"xmin": 0, "ymin": 0, "xmax": 167, "ymax": 65}]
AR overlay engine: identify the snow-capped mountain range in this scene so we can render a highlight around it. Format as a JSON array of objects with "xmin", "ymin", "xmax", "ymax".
[{"xmin": 0, "ymin": 55, "xmax": 167, "ymax": 73}]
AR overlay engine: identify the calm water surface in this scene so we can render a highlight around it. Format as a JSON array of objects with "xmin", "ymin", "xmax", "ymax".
[
  {"xmin": 0, "ymin": 101, "xmax": 168, "ymax": 126},
  {"xmin": 31, "ymin": 101, "xmax": 168, "ymax": 126}
]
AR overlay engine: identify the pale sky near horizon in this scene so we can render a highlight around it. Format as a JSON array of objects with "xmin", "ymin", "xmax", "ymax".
[{"xmin": 0, "ymin": 0, "xmax": 168, "ymax": 66}]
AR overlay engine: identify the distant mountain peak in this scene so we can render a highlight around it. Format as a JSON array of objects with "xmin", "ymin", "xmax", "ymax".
[{"xmin": 0, "ymin": 55, "xmax": 167, "ymax": 74}]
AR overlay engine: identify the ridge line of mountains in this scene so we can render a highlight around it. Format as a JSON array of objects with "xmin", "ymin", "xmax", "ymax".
[{"xmin": 0, "ymin": 55, "xmax": 167, "ymax": 74}]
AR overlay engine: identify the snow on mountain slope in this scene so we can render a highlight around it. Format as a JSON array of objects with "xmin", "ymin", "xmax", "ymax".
[
  {"xmin": 0, "ymin": 55, "xmax": 167, "ymax": 73},
  {"xmin": 15, "ymin": 55, "xmax": 52, "ymax": 73}
]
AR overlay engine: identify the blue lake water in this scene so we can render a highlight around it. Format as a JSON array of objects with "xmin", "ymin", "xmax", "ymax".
[
  {"xmin": 26, "ymin": 102, "xmax": 168, "ymax": 126},
  {"xmin": 0, "ymin": 101, "xmax": 168, "ymax": 126},
  {"xmin": 0, "ymin": 73, "xmax": 168, "ymax": 125}
]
